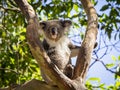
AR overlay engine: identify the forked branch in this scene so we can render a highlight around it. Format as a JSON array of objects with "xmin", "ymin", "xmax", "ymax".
[
  {"xmin": 12, "ymin": 0, "xmax": 98, "ymax": 90},
  {"xmin": 14, "ymin": 0, "xmax": 76, "ymax": 90}
]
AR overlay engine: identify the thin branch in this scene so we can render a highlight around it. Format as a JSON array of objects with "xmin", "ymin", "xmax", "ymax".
[
  {"xmin": 0, "ymin": 5, "xmax": 20, "ymax": 12},
  {"xmin": 89, "ymin": 60, "xmax": 97, "ymax": 69},
  {"xmin": 100, "ymin": 60, "xmax": 116, "ymax": 73},
  {"xmin": 0, "ymin": 68, "xmax": 18, "ymax": 74},
  {"xmin": 92, "ymin": 57, "xmax": 120, "ymax": 76}
]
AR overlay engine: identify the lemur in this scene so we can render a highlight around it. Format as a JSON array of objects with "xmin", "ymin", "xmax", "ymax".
[{"xmin": 39, "ymin": 20, "xmax": 79, "ymax": 85}]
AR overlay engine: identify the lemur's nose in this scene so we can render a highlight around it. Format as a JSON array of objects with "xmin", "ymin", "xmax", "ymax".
[{"xmin": 51, "ymin": 27, "xmax": 57, "ymax": 35}]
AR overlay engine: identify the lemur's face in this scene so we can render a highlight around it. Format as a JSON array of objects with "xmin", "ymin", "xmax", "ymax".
[{"xmin": 40, "ymin": 20, "xmax": 72, "ymax": 41}]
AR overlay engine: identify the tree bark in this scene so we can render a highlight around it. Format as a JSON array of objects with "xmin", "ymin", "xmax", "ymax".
[
  {"xmin": 73, "ymin": 0, "xmax": 98, "ymax": 81},
  {"xmin": 0, "ymin": 0, "xmax": 98, "ymax": 90}
]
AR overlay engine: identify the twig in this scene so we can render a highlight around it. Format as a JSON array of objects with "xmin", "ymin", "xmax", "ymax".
[
  {"xmin": 92, "ymin": 57, "xmax": 120, "ymax": 76},
  {"xmin": 0, "ymin": 5, "xmax": 20, "ymax": 12},
  {"xmin": 0, "ymin": 67, "xmax": 19, "ymax": 74}
]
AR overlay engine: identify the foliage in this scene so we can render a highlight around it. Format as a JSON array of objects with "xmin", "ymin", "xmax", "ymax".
[
  {"xmin": 0, "ymin": 0, "xmax": 120, "ymax": 89},
  {"xmin": 86, "ymin": 56, "xmax": 120, "ymax": 90},
  {"xmin": 0, "ymin": 0, "xmax": 41, "ymax": 87},
  {"xmin": 99, "ymin": 0, "xmax": 120, "ymax": 39}
]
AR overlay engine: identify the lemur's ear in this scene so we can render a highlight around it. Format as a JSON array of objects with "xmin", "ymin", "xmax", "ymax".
[
  {"xmin": 39, "ymin": 21, "xmax": 46, "ymax": 30},
  {"xmin": 62, "ymin": 20, "xmax": 72, "ymax": 27}
]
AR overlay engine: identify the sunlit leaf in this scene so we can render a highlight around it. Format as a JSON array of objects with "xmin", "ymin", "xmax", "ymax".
[
  {"xmin": 73, "ymin": 4, "xmax": 79, "ymax": 12},
  {"xmin": 2, "ymin": 32, "xmax": 6, "ymax": 37},
  {"xmin": 10, "ymin": 57, "xmax": 15, "ymax": 64},
  {"xmin": 106, "ymin": 63, "xmax": 115, "ymax": 68},
  {"xmin": 111, "ymin": 55, "xmax": 117, "ymax": 61},
  {"xmin": 12, "ymin": 44, "xmax": 18, "ymax": 51},
  {"xmin": 118, "ymin": 56, "xmax": 120, "ymax": 61},
  {"xmin": 116, "ymin": 80, "xmax": 120, "ymax": 88},
  {"xmin": 88, "ymin": 77, "xmax": 100, "ymax": 82},
  {"xmin": 19, "ymin": 36, "xmax": 25, "ymax": 41}
]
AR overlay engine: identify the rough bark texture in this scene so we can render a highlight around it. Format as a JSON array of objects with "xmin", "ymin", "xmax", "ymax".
[
  {"xmin": 0, "ymin": 0, "xmax": 98, "ymax": 90},
  {"xmin": 73, "ymin": 0, "xmax": 98, "ymax": 81}
]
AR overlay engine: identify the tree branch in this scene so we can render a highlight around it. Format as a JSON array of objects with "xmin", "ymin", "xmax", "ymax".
[{"xmin": 73, "ymin": 0, "xmax": 98, "ymax": 81}]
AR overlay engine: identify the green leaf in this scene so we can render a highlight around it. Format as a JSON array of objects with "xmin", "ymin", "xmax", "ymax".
[
  {"xmin": 2, "ymin": 32, "xmax": 6, "ymax": 37},
  {"xmin": 12, "ymin": 44, "xmax": 18, "ymax": 51},
  {"xmin": 106, "ymin": 27, "xmax": 112, "ymax": 39},
  {"xmin": 118, "ymin": 56, "xmax": 120, "ymax": 61},
  {"xmin": 111, "ymin": 55, "xmax": 117, "ymax": 61},
  {"xmin": 106, "ymin": 63, "xmax": 115, "ymax": 68},
  {"xmin": 110, "ymin": 7, "xmax": 119, "ymax": 17},
  {"xmin": 73, "ymin": 4, "xmax": 79, "ymax": 12},
  {"xmin": 99, "ymin": 83, "xmax": 105, "ymax": 88},
  {"xmin": 80, "ymin": 33, "xmax": 84, "ymax": 40},
  {"xmin": 19, "ymin": 35, "xmax": 25, "ymax": 41},
  {"xmin": 100, "ymin": 5, "xmax": 109, "ymax": 11},
  {"xmin": 10, "ymin": 57, "xmax": 15, "ymax": 64},
  {"xmin": 88, "ymin": 77, "xmax": 100, "ymax": 82}
]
